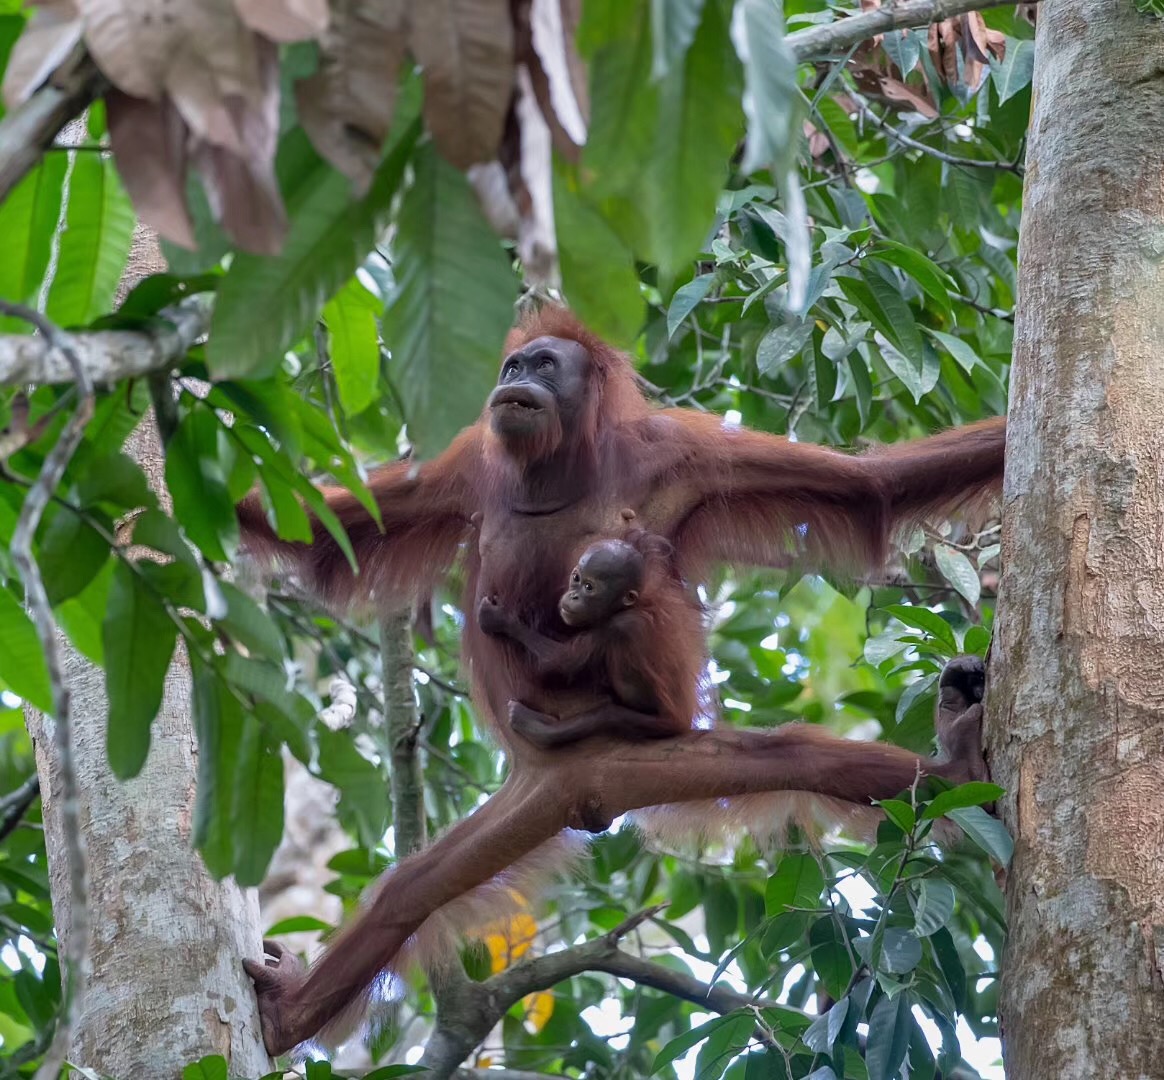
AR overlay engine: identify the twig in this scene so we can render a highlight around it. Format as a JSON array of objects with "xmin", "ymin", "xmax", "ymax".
[
  {"xmin": 0, "ymin": 302, "xmax": 94, "ymax": 1080},
  {"xmin": 787, "ymin": 0, "xmax": 1041, "ymax": 62},
  {"xmin": 0, "ymin": 294, "xmax": 212, "ymax": 387},
  {"xmin": 0, "ymin": 46, "xmax": 106, "ymax": 204},
  {"xmin": 0, "ymin": 774, "xmax": 41, "ymax": 842},
  {"xmin": 851, "ymin": 93, "xmax": 1024, "ymax": 175}
]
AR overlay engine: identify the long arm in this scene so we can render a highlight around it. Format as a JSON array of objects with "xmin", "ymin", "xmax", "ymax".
[
  {"xmin": 238, "ymin": 427, "xmax": 482, "ymax": 609},
  {"xmin": 651, "ymin": 411, "xmax": 1005, "ymax": 577},
  {"xmin": 477, "ymin": 596, "xmax": 599, "ymax": 679}
]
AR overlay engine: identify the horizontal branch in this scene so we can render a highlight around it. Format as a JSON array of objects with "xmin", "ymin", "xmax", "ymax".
[
  {"xmin": 0, "ymin": 46, "xmax": 105, "ymax": 204},
  {"xmin": 787, "ymin": 0, "xmax": 1035, "ymax": 62},
  {"xmin": 0, "ymin": 295, "xmax": 211, "ymax": 387}
]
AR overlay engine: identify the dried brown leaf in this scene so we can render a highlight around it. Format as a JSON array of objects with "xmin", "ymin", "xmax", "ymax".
[
  {"xmin": 927, "ymin": 23, "xmax": 942, "ymax": 79},
  {"xmin": 512, "ymin": 63, "xmax": 556, "ymax": 283},
  {"xmin": 555, "ymin": 0, "xmax": 588, "ymax": 126},
  {"xmin": 2, "ymin": 1, "xmax": 84, "ymax": 106},
  {"xmin": 877, "ymin": 75, "xmax": 938, "ymax": 119},
  {"xmin": 233, "ymin": 0, "xmax": 329, "ymax": 42},
  {"xmin": 106, "ymin": 89, "xmax": 194, "ymax": 247},
  {"xmin": 961, "ymin": 13, "xmax": 991, "ymax": 64},
  {"xmin": 985, "ymin": 28, "xmax": 1007, "ymax": 62},
  {"xmin": 193, "ymin": 37, "xmax": 286, "ymax": 254},
  {"xmin": 409, "ymin": 0, "xmax": 515, "ymax": 169},
  {"xmin": 526, "ymin": 0, "xmax": 587, "ymax": 145},
  {"xmin": 296, "ymin": 0, "xmax": 408, "ymax": 192}
]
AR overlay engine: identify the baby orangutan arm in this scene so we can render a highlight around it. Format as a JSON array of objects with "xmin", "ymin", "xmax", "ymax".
[{"xmin": 476, "ymin": 596, "xmax": 597, "ymax": 680}]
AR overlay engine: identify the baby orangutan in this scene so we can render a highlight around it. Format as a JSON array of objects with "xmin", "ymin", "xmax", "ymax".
[{"xmin": 477, "ymin": 531, "xmax": 703, "ymax": 747}]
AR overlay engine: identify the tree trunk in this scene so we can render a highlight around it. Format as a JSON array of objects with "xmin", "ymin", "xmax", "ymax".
[
  {"xmin": 987, "ymin": 5, "xmax": 1164, "ymax": 1077},
  {"xmin": 28, "ymin": 223, "xmax": 271, "ymax": 1076}
]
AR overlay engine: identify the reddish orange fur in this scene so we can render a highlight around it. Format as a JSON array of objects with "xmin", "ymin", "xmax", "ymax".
[{"xmin": 238, "ymin": 304, "xmax": 1005, "ymax": 1055}]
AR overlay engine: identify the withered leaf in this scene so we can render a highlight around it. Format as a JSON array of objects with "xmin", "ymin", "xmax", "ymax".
[
  {"xmin": 106, "ymin": 89, "xmax": 195, "ymax": 247},
  {"xmin": 409, "ymin": 0, "xmax": 515, "ymax": 169},
  {"xmin": 296, "ymin": 0, "xmax": 409, "ymax": 192},
  {"xmin": 961, "ymin": 13, "xmax": 991, "ymax": 64},
  {"xmin": 528, "ymin": 0, "xmax": 588, "ymax": 147},
  {"xmin": 2, "ymin": 0, "xmax": 84, "ymax": 106},
  {"xmin": 233, "ymin": 0, "xmax": 329, "ymax": 42},
  {"xmin": 878, "ymin": 75, "xmax": 938, "ymax": 119}
]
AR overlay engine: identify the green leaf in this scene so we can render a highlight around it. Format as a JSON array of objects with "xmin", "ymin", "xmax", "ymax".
[
  {"xmin": 765, "ymin": 852, "xmax": 824, "ymax": 916},
  {"xmin": 865, "ymin": 991, "xmax": 912, "ymax": 1080},
  {"xmin": 231, "ymin": 717, "xmax": 284, "ymax": 886},
  {"xmin": 263, "ymin": 915, "xmax": 333, "ymax": 936},
  {"xmin": 207, "ymin": 106, "xmax": 421, "ymax": 379},
  {"xmin": 650, "ymin": 0, "xmax": 706, "ymax": 78},
  {"xmin": 803, "ymin": 998, "xmax": 848, "ymax": 1053},
  {"xmin": 554, "ymin": 160, "xmax": 645, "ymax": 345},
  {"xmin": 963, "ymin": 623, "xmax": 991, "ymax": 656},
  {"xmin": 885, "ymin": 604, "xmax": 958, "ymax": 651},
  {"xmin": 934, "ymin": 543, "xmax": 981, "ymax": 605},
  {"xmin": 989, "ymin": 40, "xmax": 1035, "ymax": 103},
  {"xmin": 878, "ymin": 798, "xmax": 916, "ymax": 834},
  {"xmin": 103, "ymin": 560, "xmax": 178, "ymax": 778},
  {"xmin": 55, "ymin": 559, "xmax": 113, "ymax": 665},
  {"xmin": 165, "ymin": 407, "xmax": 238, "ymax": 562},
  {"xmin": 809, "ymin": 915, "xmax": 854, "ymax": 1000},
  {"xmin": 667, "ymin": 273, "xmax": 716, "ymax": 338},
  {"xmin": 922, "ymin": 782, "xmax": 1004, "ymax": 820},
  {"xmin": 693, "ymin": 1011, "xmax": 751, "ymax": 1079},
  {"xmin": 214, "ymin": 582, "xmax": 285, "ymax": 661},
  {"xmin": 734, "ymin": 0, "xmax": 802, "ymax": 176},
  {"xmin": 362, "ymin": 1068, "xmax": 429, "ymax": 1080},
  {"xmin": 45, "ymin": 154, "xmax": 136, "ymax": 327},
  {"xmin": 382, "ymin": 144, "xmax": 516, "ymax": 457},
  {"xmin": 0, "ymin": 588, "xmax": 52, "ymax": 711},
  {"xmin": 871, "ymin": 241, "xmax": 954, "ymax": 317},
  {"xmin": 652, "ymin": 1014, "xmax": 740, "ymax": 1074},
  {"xmin": 191, "ymin": 656, "xmax": 244, "ymax": 878},
  {"xmin": 324, "ymin": 277, "xmax": 382, "ymax": 416},
  {"xmin": 880, "ymin": 927, "xmax": 922, "ymax": 974},
  {"xmin": 645, "ymin": 0, "xmax": 742, "ymax": 274},
  {"xmin": 923, "ymin": 328, "xmax": 982, "ymax": 373},
  {"xmin": 912, "ymin": 878, "xmax": 956, "ymax": 936},
  {"xmin": 757, "ymin": 319, "xmax": 812, "ymax": 376},
  {"xmin": 38, "ymin": 509, "xmax": 110, "ymax": 605},
  {"xmin": 837, "ymin": 273, "xmax": 923, "ymax": 366},
  {"xmin": 0, "ymin": 156, "xmax": 66, "ymax": 329},
  {"xmin": 182, "ymin": 1055, "xmax": 229, "ymax": 1080},
  {"xmin": 947, "ymin": 805, "xmax": 1014, "ymax": 866}
]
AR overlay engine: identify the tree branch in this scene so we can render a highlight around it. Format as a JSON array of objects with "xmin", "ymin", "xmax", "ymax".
[
  {"xmin": 0, "ymin": 774, "xmax": 40, "ymax": 843},
  {"xmin": 0, "ymin": 294, "xmax": 211, "ymax": 387},
  {"xmin": 0, "ymin": 302, "xmax": 94, "ymax": 1080},
  {"xmin": 787, "ymin": 0, "xmax": 1039, "ymax": 62},
  {"xmin": 0, "ymin": 46, "xmax": 105, "ymax": 205}
]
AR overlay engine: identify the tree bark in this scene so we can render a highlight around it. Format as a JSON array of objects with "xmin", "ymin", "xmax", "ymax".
[
  {"xmin": 988, "ymin": 5, "xmax": 1164, "ymax": 1077},
  {"xmin": 28, "ymin": 222, "xmax": 270, "ymax": 1076}
]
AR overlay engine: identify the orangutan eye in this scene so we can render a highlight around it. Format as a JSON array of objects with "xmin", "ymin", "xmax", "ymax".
[
  {"xmin": 503, "ymin": 362, "xmax": 519, "ymax": 380},
  {"xmin": 537, "ymin": 356, "xmax": 555, "ymax": 374},
  {"xmin": 583, "ymin": 581, "xmax": 593, "ymax": 592}
]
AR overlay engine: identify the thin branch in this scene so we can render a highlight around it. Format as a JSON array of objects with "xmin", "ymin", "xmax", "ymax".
[
  {"xmin": 0, "ymin": 302, "xmax": 94, "ymax": 1080},
  {"xmin": 851, "ymin": 93, "xmax": 1024, "ymax": 175},
  {"xmin": 0, "ymin": 774, "xmax": 41, "ymax": 843},
  {"xmin": 787, "ymin": 0, "xmax": 1040, "ymax": 62},
  {"xmin": 0, "ymin": 47, "xmax": 106, "ymax": 204},
  {"xmin": 0, "ymin": 294, "xmax": 212, "ymax": 387}
]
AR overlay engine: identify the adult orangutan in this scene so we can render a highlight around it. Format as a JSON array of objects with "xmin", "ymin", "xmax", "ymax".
[{"xmin": 239, "ymin": 306, "xmax": 1004, "ymax": 1053}]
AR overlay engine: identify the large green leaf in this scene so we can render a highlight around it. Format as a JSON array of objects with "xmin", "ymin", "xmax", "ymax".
[
  {"xmin": 0, "ymin": 156, "xmax": 66, "ymax": 331},
  {"xmin": 45, "ymin": 154, "xmax": 135, "ymax": 327},
  {"xmin": 382, "ymin": 145, "xmax": 516, "ymax": 457},
  {"xmin": 207, "ymin": 103, "xmax": 421, "ymax": 380},
  {"xmin": 165, "ymin": 407, "xmax": 238, "ymax": 563},
  {"xmin": 733, "ymin": 0, "xmax": 802, "ymax": 176},
  {"xmin": 764, "ymin": 851, "xmax": 824, "ymax": 916},
  {"xmin": 230, "ymin": 716, "xmax": 284, "ymax": 886},
  {"xmin": 323, "ymin": 276, "xmax": 382, "ymax": 416},
  {"xmin": 554, "ymin": 160, "xmax": 644, "ymax": 345},
  {"xmin": 191, "ymin": 656, "xmax": 243, "ymax": 878},
  {"xmin": 103, "ymin": 560, "xmax": 179, "ymax": 779},
  {"xmin": 0, "ymin": 587, "xmax": 52, "ymax": 712},
  {"xmin": 650, "ymin": 0, "xmax": 706, "ymax": 78},
  {"xmin": 645, "ymin": 0, "xmax": 742, "ymax": 274},
  {"xmin": 865, "ymin": 991, "xmax": 912, "ymax": 1080}
]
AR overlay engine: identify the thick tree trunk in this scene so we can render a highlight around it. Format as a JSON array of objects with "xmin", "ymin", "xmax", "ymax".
[
  {"xmin": 29, "ymin": 222, "xmax": 271, "ymax": 1076},
  {"xmin": 988, "ymin": 5, "xmax": 1164, "ymax": 1077}
]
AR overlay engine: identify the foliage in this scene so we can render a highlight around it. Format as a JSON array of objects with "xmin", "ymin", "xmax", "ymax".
[{"xmin": 0, "ymin": 0, "xmax": 1032, "ymax": 1076}]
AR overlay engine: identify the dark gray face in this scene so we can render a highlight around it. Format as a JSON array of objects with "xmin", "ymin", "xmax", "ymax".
[
  {"xmin": 487, "ymin": 336, "xmax": 591, "ymax": 443},
  {"xmin": 558, "ymin": 540, "xmax": 644, "ymax": 628}
]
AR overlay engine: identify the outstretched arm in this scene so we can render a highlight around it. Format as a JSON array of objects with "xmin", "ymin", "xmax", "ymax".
[
  {"xmin": 652, "ymin": 411, "xmax": 1005, "ymax": 576},
  {"xmin": 238, "ymin": 428, "xmax": 482, "ymax": 609},
  {"xmin": 477, "ymin": 596, "xmax": 598, "ymax": 679}
]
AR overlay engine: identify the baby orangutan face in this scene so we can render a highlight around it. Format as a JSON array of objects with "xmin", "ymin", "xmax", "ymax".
[{"xmin": 558, "ymin": 540, "xmax": 644, "ymax": 628}]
